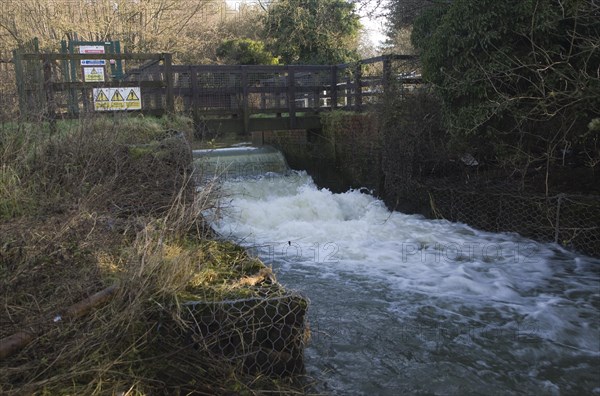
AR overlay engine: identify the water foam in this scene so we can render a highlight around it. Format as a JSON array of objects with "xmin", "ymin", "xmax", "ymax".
[{"xmin": 211, "ymin": 171, "xmax": 600, "ymax": 394}]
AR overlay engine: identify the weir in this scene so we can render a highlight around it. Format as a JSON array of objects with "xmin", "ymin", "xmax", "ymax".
[{"xmin": 192, "ymin": 145, "xmax": 289, "ymax": 179}]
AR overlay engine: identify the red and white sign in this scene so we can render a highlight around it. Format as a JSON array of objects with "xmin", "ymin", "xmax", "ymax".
[{"xmin": 79, "ymin": 45, "xmax": 105, "ymax": 54}]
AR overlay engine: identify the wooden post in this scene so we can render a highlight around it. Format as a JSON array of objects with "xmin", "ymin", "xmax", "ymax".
[
  {"xmin": 61, "ymin": 41, "xmax": 76, "ymax": 115},
  {"xmin": 163, "ymin": 53, "xmax": 174, "ymax": 113},
  {"xmin": 288, "ymin": 67, "xmax": 297, "ymax": 128},
  {"xmin": 33, "ymin": 38, "xmax": 42, "ymax": 95},
  {"xmin": 190, "ymin": 66, "xmax": 201, "ymax": 130},
  {"xmin": 43, "ymin": 54, "xmax": 56, "ymax": 133},
  {"xmin": 345, "ymin": 73, "xmax": 351, "ymax": 108},
  {"xmin": 114, "ymin": 40, "xmax": 124, "ymax": 79},
  {"xmin": 14, "ymin": 38, "xmax": 42, "ymax": 120},
  {"xmin": 382, "ymin": 55, "xmax": 391, "ymax": 98},
  {"xmin": 355, "ymin": 63, "xmax": 362, "ymax": 112},
  {"xmin": 68, "ymin": 39, "xmax": 79, "ymax": 116},
  {"xmin": 81, "ymin": 84, "xmax": 91, "ymax": 113},
  {"xmin": 313, "ymin": 71, "xmax": 320, "ymax": 111},
  {"xmin": 331, "ymin": 66, "xmax": 338, "ymax": 110},
  {"xmin": 13, "ymin": 49, "xmax": 26, "ymax": 118},
  {"xmin": 241, "ymin": 66, "xmax": 249, "ymax": 135}
]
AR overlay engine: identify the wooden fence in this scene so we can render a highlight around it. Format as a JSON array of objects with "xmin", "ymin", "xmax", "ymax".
[
  {"xmin": 0, "ymin": 49, "xmax": 17, "ymax": 121},
  {"xmin": 12, "ymin": 52, "xmax": 420, "ymax": 133}
]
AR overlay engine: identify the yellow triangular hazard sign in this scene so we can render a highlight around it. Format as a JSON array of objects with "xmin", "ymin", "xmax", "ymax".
[
  {"xmin": 96, "ymin": 90, "xmax": 109, "ymax": 101},
  {"xmin": 91, "ymin": 68, "xmax": 98, "ymax": 74},
  {"xmin": 126, "ymin": 89, "xmax": 139, "ymax": 101},
  {"xmin": 111, "ymin": 90, "xmax": 124, "ymax": 101}
]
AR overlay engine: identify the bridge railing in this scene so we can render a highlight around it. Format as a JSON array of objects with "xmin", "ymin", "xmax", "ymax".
[{"xmin": 11, "ymin": 52, "xmax": 421, "ymax": 132}]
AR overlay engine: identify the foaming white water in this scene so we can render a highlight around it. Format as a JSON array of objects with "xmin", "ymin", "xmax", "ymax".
[
  {"xmin": 210, "ymin": 171, "xmax": 600, "ymax": 394},
  {"xmin": 215, "ymin": 173, "xmax": 559, "ymax": 299}
]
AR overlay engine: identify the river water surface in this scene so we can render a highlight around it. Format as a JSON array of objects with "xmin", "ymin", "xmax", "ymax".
[{"xmin": 209, "ymin": 171, "xmax": 599, "ymax": 395}]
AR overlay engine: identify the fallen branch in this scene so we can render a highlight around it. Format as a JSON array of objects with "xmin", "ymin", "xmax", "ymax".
[{"xmin": 0, "ymin": 284, "xmax": 118, "ymax": 360}]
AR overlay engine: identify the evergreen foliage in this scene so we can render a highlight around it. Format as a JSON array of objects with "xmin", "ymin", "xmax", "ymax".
[
  {"xmin": 409, "ymin": 0, "xmax": 600, "ymax": 183},
  {"xmin": 264, "ymin": 0, "xmax": 361, "ymax": 64},
  {"xmin": 216, "ymin": 38, "xmax": 279, "ymax": 65}
]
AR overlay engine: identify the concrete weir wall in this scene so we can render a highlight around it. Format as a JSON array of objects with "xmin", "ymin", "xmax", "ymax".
[{"xmin": 252, "ymin": 114, "xmax": 384, "ymax": 195}]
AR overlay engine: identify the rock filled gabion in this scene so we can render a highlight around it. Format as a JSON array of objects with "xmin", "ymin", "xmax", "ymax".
[{"xmin": 183, "ymin": 293, "xmax": 309, "ymax": 377}]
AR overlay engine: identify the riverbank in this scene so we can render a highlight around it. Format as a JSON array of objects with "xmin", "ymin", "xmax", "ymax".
[{"xmin": 0, "ymin": 115, "xmax": 308, "ymax": 394}]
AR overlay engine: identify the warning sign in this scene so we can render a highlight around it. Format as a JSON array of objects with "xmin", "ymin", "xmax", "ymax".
[
  {"xmin": 111, "ymin": 90, "xmax": 124, "ymax": 101},
  {"xmin": 80, "ymin": 46, "xmax": 107, "ymax": 72},
  {"xmin": 83, "ymin": 67, "xmax": 105, "ymax": 82},
  {"xmin": 126, "ymin": 90, "xmax": 139, "ymax": 101},
  {"xmin": 94, "ymin": 89, "xmax": 110, "ymax": 110},
  {"xmin": 95, "ymin": 90, "xmax": 109, "ymax": 101},
  {"xmin": 125, "ymin": 89, "xmax": 141, "ymax": 110},
  {"xmin": 110, "ymin": 89, "xmax": 126, "ymax": 109},
  {"xmin": 93, "ymin": 87, "xmax": 141, "ymax": 111}
]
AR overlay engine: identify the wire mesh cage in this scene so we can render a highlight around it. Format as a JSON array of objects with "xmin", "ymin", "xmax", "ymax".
[{"xmin": 183, "ymin": 292, "xmax": 309, "ymax": 377}]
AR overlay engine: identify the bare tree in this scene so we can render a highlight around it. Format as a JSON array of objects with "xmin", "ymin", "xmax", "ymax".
[{"xmin": 0, "ymin": 0, "xmax": 254, "ymax": 62}]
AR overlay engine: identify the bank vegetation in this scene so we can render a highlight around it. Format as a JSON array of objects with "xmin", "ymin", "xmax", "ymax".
[{"xmin": 0, "ymin": 115, "xmax": 308, "ymax": 394}]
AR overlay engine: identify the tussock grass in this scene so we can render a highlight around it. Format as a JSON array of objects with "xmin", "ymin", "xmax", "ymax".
[
  {"xmin": 0, "ymin": 115, "xmax": 309, "ymax": 395},
  {"xmin": 1, "ymin": 114, "xmax": 195, "ymax": 219}
]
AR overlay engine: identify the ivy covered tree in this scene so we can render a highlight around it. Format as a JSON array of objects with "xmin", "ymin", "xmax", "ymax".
[
  {"xmin": 411, "ymin": 0, "xmax": 600, "ymax": 191},
  {"xmin": 264, "ymin": 0, "xmax": 361, "ymax": 64},
  {"xmin": 216, "ymin": 39, "xmax": 279, "ymax": 65},
  {"xmin": 385, "ymin": 0, "xmax": 439, "ymax": 32}
]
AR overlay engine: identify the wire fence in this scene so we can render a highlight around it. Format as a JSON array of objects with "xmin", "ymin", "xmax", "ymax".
[
  {"xmin": 419, "ymin": 184, "xmax": 600, "ymax": 257},
  {"xmin": 183, "ymin": 292, "xmax": 308, "ymax": 377},
  {"xmin": 7, "ymin": 49, "xmax": 422, "ymax": 134},
  {"xmin": 377, "ymin": 89, "xmax": 600, "ymax": 258},
  {"xmin": 384, "ymin": 170, "xmax": 600, "ymax": 258}
]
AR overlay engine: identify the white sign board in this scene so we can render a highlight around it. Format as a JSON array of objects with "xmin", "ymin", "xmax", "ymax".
[
  {"xmin": 81, "ymin": 59, "xmax": 106, "ymax": 66},
  {"xmin": 80, "ymin": 45, "xmax": 107, "ymax": 70},
  {"xmin": 83, "ymin": 67, "xmax": 105, "ymax": 82},
  {"xmin": 93, "ymin": 87, "xmax": 141, "ymax": 111},
  {"xmin": 79, "ymin": 45, "xmax": 105, "ymax": 54}
]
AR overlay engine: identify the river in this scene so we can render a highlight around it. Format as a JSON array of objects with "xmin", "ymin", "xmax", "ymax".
[{"xmin": 208, "ymin": 170, "xmax": 599, "ymax": 395}]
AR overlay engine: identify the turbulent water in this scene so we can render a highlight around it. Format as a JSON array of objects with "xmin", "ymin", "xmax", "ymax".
[{"xmin": 208, "ymin": 171, "xmax": 600, "ymax": 395}]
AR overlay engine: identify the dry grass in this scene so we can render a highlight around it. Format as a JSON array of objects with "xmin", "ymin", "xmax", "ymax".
[{"xmin": 0, "ymin": 115, "xmax": 309, "ymax": 395}]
